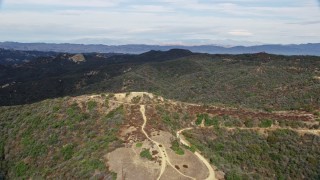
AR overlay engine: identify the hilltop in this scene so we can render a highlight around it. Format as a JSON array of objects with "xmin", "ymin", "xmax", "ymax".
[{"xmin": 1, "ymin": 92, "xmax": 319, "ymax": 179}]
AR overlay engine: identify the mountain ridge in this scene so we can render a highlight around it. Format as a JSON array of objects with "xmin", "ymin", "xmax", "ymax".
[
  {"xmin": 0, "ymin": 48, "xmax": 319, "ymax": 112},
  {"xmin": 0, "ymin": 42, "xmax": 319, "ymax": 56}
]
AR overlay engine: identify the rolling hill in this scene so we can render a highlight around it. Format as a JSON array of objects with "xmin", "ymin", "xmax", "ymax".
[
  {"xmin": 0, "ymin": 48, "xmax": 319, "ymax": 112},
  {"xmin": 1, "ymin": 92, "xmax": 319, "ymax": 179},
  {"xmin": 1, "ymin": 48, "xmax": 320, "ymax": 179}
]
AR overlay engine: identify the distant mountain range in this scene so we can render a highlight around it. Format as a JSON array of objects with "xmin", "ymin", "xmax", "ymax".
[
  {"xmin": 0, "ymin": 42, "xmax": 319, "ymax": 56},
  {"xmin": 1, "ymin": 48, "xmax": 319, "ymax": 111}
]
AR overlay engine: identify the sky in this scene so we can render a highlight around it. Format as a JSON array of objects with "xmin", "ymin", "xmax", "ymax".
[{"xmin": 0, "ymin": 0, "xmax": 319, "ymax": 46}]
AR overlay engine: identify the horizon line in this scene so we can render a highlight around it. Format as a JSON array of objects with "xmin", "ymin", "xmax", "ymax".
[{"xmin": 1, "ymin": 41, "xmax": 319, "ymax": 47}]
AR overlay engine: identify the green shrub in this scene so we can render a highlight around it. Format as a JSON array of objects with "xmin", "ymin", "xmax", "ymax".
[
  {"xmin": 225, "ymin": 170, "xmax": 242, "ymax": 180},
  {"xmin": 195, "ymin": 114, "xmax": 204, "ymax": 125},
  {"xmin": 48, "ymin": 134, "xmax": 59, "ymax": 145},
  {"xmin": 14, "ymin": 162, "xmax": 28, "ymax": 177},
  {"xmin": 244, "ymin": 119, "xmax": 254, "ymax": 127},
  {"xmin": 203, "ymin": 114, "xmax": 211, "ymax": 125},
  {"xmin": 278, "ymin": 120, "xmax": 305, "ymax": 128},
  {"xmin": 66, "ymin": 107, "xmax": 76, "ymax": 117},
  {"xmin": 87, "ymin": 101, "xmax": 97, "ymax": 111},
  {"xmin": 170, "ymin": 140, "xmax": 185, "ymax": 155},
  {"xmin": 131, "ymin": 96, "xmax": 141, "ymax": 104},
  {"xmin": 163, "ymin": 114, "xmax": 171, "ymax": 124},
  {"xmin": 259, "ymin": 119, "xmax": 273, "ymax": 128},
  {"xmin": 161, "ymin": 113, "xmax": 179, "ymax": 130},
  {"xmin": 136, "ymin": 142, "xmax": 143, "ymax": 148},
  {"xmin": 213, "ymin": 143, "xmax": 224, "ymax": 151},
  {"xmin": 196, "ymin": 114, "xmax": 220, "ymax": 127},
  {"xmin": 206, "ymin": 116, "xmax": 220, "ymax": 127},
  {"xmin": 174, "ymin": 148, "xmax": 185, "ymax": 155},
  {"xmin": 223, "ymin": 116, "xmax": 242, "ymax": 127},
  {"xmin": 61, "ymin": 144, "xmax": 75, "ymax": 160},
  {"xmin": 21, "ymin": 136, "xmax": 47, "ymax": 157},
  {"xmin": 74, "ymin": 113, "xmax": 89, "ymax": 122},
  {"xmin": 105, "ymin": 105, "xmax": 123, "ymax": 119},
  {"xmin": 140, "ymin": 149, "xmax": 152, "ymax": 160},
  {"xmin": 82, "ymin": 159, "xmax": 105, "ymax": 171},
  {"xmin": 184, "ymin": 144, "xmax": 196, "ymax": 153},
  {"xmin": 105, "ymin": 98, "xmax": 110, "ymax": 108},
  {"xmin": 52, "ymin": 106, "xmax": 60, "ymax": 112},
  {"xmin": 29, "ymin": 143, "xmax": 47, "ymax": 157},
  {"xmin": 52, "ymin": 120, "xmax": 65, "ymax": 128}
]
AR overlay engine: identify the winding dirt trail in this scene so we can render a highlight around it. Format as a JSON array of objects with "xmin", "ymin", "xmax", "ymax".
[
  {"xmin": 177, "ymin": 128, "xmax": 217, "ymax": 180},
  {"xmin": 140, "ymin": 105, "xmax": 196, "ymax": 180},
  {"xmin": 140, "ymin": 105, "xmax": 166, "ymax": 180}
]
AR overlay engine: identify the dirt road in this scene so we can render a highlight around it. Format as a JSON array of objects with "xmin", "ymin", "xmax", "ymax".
[
  {"xmin": 177, "ymin": 128, "xmax": 217, "ymax": 180},
  {"xmin": 140, "ymin": 105, "xmax": 196, "ymax": 180}
]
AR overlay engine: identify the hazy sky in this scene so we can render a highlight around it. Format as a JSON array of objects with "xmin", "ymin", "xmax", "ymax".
[{"xmin": 0, "ymin": 0, "xmax": 319, "ymax": 45}]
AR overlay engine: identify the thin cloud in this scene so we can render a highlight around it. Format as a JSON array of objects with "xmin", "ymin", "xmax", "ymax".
[
  {"xmin": 287, "ymin": 20, "xmax": 320, "ymax": 25},
  {"xmin": 228, "ymin": 30, "xmax": 253, "ymax": 36},
  {"xmin": 0, "ymin": 0, "xmax": 319, "ymax": 45},
  {"xmin": 6, "ymin": 0, "xmax": 122, "ymax": 7},
  {"xmin": 128, "ymin": 5, "xmax": 174, "ymax": 13}
]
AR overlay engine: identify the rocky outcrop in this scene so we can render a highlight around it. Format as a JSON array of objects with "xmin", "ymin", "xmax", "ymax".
[{"xmin": 70, "ymin": 54, "xmax": 86, "ymax": 64}]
